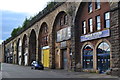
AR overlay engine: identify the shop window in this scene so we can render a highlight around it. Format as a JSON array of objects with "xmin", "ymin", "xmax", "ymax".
[
  {"xmin": 83, "ymin": 45, "xmax": 93, "ymax": 69},
  {"xmin": 97, "ymin": 42, "xmax": 110, "ymax": 72},
  {"xmin": 88, "ymin": 18, "xmax": 93, "ymax": 33},
  {"xmin": 97, "ymin": 42, "xmax": 110, "ymax": 54},
  {"xmin": 104, "ymin": 12, "xmax": 110, "ymax": 28},
  {"xmin": 88, "ymin": 2, "xmax": 92, "ymax": 13},
  {"xmin": 95, "ymin": 0, "xmax": 101, "ymax": 9},
  {"xmin": 96, "ymin": 15, "xmax": 101, "ymax": 30},
  {"xmin": 82, "ymin": 21, "xmax": 86, "ymax": 34}
]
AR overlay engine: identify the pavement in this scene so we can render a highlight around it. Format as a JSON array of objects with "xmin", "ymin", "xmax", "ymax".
[{"xmin": 1, "ymin": 63, "xmax": 120, "ymax": 80}]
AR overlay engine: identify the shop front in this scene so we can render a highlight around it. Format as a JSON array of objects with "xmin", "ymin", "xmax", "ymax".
[
  {"xmin": 81, "ymin": 30, "xmax": 111, "ymax": 73},
  {"xmin": 55, "ymin": 27, "xmax": 71, "ymax": 70},
  {"xmin": 97, "ymin": 42, "xmax": 110, "ymax": 73}
]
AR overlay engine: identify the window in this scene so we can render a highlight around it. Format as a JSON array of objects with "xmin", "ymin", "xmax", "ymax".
[
  {"xmin": 83, "ymin": 45, "xmax": 93, "ymax": 69},
  {"xmin": 88, "ymin": 2, "xmax": 92, "ymax": 13},
  {"xmin": 44, "ymin": 26, "xmax": 47, "ymax": 33},
  {"xmin": 95, "ymin": 0, "xmax": 100, "ymax": 9},
  {"xmin": 88, "ymin": 18, "xmax": 93, "ymax": 32},
  {"xmin": 82, "ymin": 21, "xmax": 86, "ymax": 34},
  {"xmin": 97, "ymin": 42, "xmax": 110, "ymax": 54},
  {"xmin": 105, "ymin": 12, "xmax": 110, "ymax": 28},
  {"xmin": 41, "ymin": 25, "xmax": 48, "ymax": 47},
  {"xmin": 97, "ymin": 42, "xmax": 110, "ymax": 72},
  {"xmin": 60, "ymin": 17, "xmax": 64, "ymax": 26},
  {"xmin": 64, "ymin": 15, "xmax": 68, "ymax": 25},
  {"xmin": 96, "ymin": 15, "xmax": 101, "ymax": 30}
]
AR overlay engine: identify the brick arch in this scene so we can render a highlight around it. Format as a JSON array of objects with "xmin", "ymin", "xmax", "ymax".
[
  {"xmin": 51, "ymin": 11, "xmax": 69, "ymax": 69},
  {"xmin": 52, "ymin": 11, "xmax": 68, "ymax": 31},
  {"xmin": 38, "ymin": 22, "xmax": 48, "ymax": 36},
  {"xmin": 75, "ymin": 2, "xmax": 110, "ymax": 33},
  {"xmin": 28, "ymin": 29, "xmax": 37, "ymax": 65},
  {"xmin": 16, "ymin": 38, "xmax": 22, "ymax": 65},
  {"xmin": 38, "ymin": 22, "xmax": 48, "ymax": 62},
  {"xmin": 74, "ymin": 1, "xmax": 111, "ymax": 69},
  {"xmin": 51, "ymin": 10, "xmax": 68, "ymax": 32},
  {"xmin": 22, "ymin": 34, "xmax": 28, "ymax": 65},
  {"xmin": 16, "ymin": 38, "xmax": 20, "ymax": 64}
]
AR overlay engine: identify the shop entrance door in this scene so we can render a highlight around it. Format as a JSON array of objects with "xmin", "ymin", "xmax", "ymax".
[
  {"xmin": 97, "ymin": 54, "xmax": 110, "ymax": 73},
  {"xmin": 62, "ymin": 50, "xmax": 67, "ymax": 70}
]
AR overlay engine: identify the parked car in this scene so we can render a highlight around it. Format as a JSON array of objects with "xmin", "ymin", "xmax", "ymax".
[{"xmin": 31, "ymin": 61, "xmax": 44, "ymax": 70}]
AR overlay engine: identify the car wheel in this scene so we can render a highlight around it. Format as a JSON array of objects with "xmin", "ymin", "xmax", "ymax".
[{"xmin": 41, "ymin": 68, "xmax": 44, "ymax": 70}]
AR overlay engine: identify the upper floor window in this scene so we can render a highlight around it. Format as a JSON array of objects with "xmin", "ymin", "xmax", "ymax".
[
  {"xmin": 44, "ymin": 26, "xmax": 48, "ymax": 33},
  {"xmin": 88, "ymin": 2, "xmax": 92, "ymax": 13},
  {"xmin": 96, "ymin": 15, "xmax": 101, "ymax": 30},
  {"xmin": 60, "ymin": 17, "xmax": 64, "ymax": 26},
  {"xmin": 64, "ymin": 15, "xmax": 68, "ymax": 25},
  {"xmin": 60, "ymin": 14, "xmax": 68, "ymax": 26},
  {"xmin": 82, "ymin": 21, "xmax": 86, "ymax": 34},
  {"xmin": 41, "ymin": 25, "xmax": 48, "ymax": 47},
  {"xmin": 104, "ymin": 12, "xmax": 110, "ymax": 28},
  {"xmin": 88, "ymin": 18, "xmax": 93, "ymax": 33},
  {"xmin": 95, "ymin": 0, "xmax": 101, "ymax": 9}
]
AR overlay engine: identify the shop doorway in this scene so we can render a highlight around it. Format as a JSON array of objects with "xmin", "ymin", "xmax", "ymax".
[
  {"xmin": 97, "ymin": 42, "xmax": 110, "ymax": 73},
  {"xmin": 83, "ymin": 45, "xmax": 93, "ymax": 69},
  {"xmin": 61, "ymin": 49, "xmax": 67, "ymax": 70}
]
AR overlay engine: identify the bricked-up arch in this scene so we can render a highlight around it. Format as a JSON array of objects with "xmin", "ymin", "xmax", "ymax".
[
  {"xmin": 29, "ymin": 29, "xmax": 36, "ymax": 65},
  {"xmin": 38, "ymin": 22, "xmax": 48, "ymax": 62},
  {"xmin": 16, "ymin": 38, "xmax": 20, "ymax": 64},
  {"xmin": 74, "ymin": 2, "xmax": 110, "ymax": 68},
  {"xmin": 52, "ymin": 11, "xmax": 69, "ymax": 69},
  {"xmin": 17, "ymin": 38, "xmax": 22, "ymax": 65},
  {"xmin": 22, "ymin": 34, "xmax": 27, "ymax": 65}
]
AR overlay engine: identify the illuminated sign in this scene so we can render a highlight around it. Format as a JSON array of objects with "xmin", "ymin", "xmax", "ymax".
[{"xmin": 81, "ymin": 29, "xmax": 110, "ymax": 42}]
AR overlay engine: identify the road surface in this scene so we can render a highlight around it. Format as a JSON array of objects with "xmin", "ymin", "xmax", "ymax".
[{"xmin": 1, "ymin": 63, "xmax": 119, "ymax": 80}]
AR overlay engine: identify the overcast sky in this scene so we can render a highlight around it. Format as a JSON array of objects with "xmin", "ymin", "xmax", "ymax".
[
  {"xmin": 0, "ymin": 0, "xmax": 51, "ymax": 44},
  {"xmin": 0, "ymin": 0, "xmax": 51, "ymax": 15}
]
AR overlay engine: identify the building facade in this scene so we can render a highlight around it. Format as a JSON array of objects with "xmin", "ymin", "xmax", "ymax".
[{"xmin": 2, "ymin": 1, "xmax": 120, "ymax": 76}]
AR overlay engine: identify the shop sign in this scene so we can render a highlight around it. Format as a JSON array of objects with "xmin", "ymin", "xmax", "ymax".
[
  {"xmin": 60, "ymin": 41, "xmax": 67, "ymax": 48},
  {"xmin": 81, "ymin": 29, "xmax": 110, "ymax": 42},
  {"xmin": 57, "ymin": 27, "xmax": 71, "ymax": 42}
]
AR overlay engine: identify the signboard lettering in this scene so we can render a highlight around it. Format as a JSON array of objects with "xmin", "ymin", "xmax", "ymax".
[{"xmin": 81, "ymin": 29, "xmax": 110, "ymax": 42}]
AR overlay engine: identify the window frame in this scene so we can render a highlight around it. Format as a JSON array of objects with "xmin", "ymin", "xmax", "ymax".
[
  {"xmin": 88, "ymin": 18, "xmax": 93, "ymax": 33},
  {"xmin": 88, "ymin": 2, "xmax": 93, "ymax": 13},
  {"xmin": 64, "ymin": 14, "xmax": 68, "ymax": 25},
  {"xmin": 82, "ymin": 21, "xmax": 87, "ymax": 34},
  {"xmin": 96, "ymin": 15, "xmax": 101, "ymax": 31},
  {"xmin": 104, "ymin": 12, "xmax": 110, "ymax": 28},
  {"xmin": 95, "ymin": 0, "xmax": 101, "ymax": 10}
]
